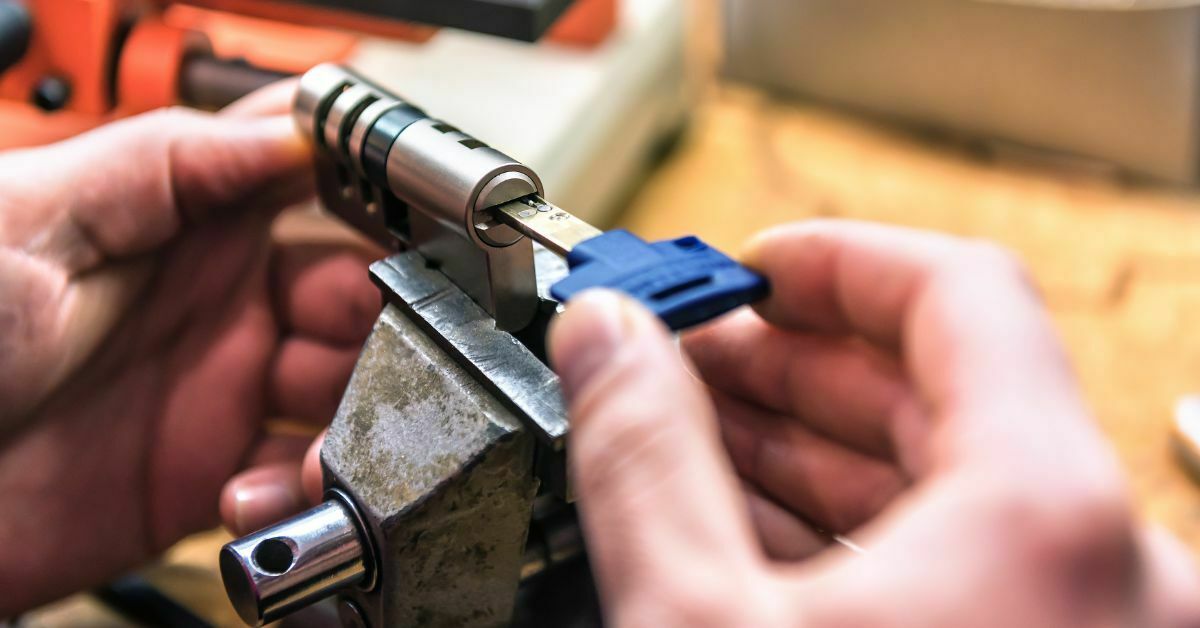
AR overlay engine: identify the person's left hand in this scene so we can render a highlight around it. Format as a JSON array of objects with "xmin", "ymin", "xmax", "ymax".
[{"xmin": 0, "ymin": 82, "xmax": 381, "ymax": 614}]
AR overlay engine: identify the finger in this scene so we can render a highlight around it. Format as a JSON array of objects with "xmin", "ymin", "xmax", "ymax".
[
  {"xmin": 1, "ymin": 109, "xmax": 312, "ymax": 270},
  {"xmin": 744, "ymin": 220, "xmax": 1098, "ymax": 475},
  {"xmin": 741, "ymin": 221, "xmax": 1133, "ymax": 620},
  {"xmin": 271, "ymin": 241, "xmax": 381, "ymax": 345},
  {"xmin": 268, "ymin": 338, "xmax": 361, "ymax": 424},
  {"xmin": 714, "ymin": 391, "xmax": 908, "ymax": 533},
  {"xmin": 549, "ymin": 290, "xmax": 762, "ymax": 610},
  {"xmin": 743, "ymin": 484, "xmax": 830, "ymax": 561},
  {"xmin": 220, "ymin": 463, "xmax": 306, "ymax": 536},
  {"xmin": 302, "ymin": 431, "xmax": 326, "ymax": 505},
  {"xmin": 683, "ymin": 309, "xmax": 913, "ymax": 460},
  {"xmin": 244, "ymin": 429, "xmax": 315, "ymax": 467},
  {"xmin": 221, "ymin": 78, "xmax": 300, "ymax": 118},
  {"xmin": 222, "ymin": 427, "xmax": 324, "ymax": 535},
  {"xmin": 741, "ymin": 220, "xmax": 963, "ymax": 343},
  {"xmin": 1138, "ymin": 525, "xmax": 1200, "ymax": 626},
  {"xmin": 778, "ymin": 467, "xmax": 1136, "ymax": 626}
]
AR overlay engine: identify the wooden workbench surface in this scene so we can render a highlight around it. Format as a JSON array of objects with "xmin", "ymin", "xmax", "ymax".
[{"xmin": 616, "ymin": 84, "xmax": 1200, "ymax": 555}]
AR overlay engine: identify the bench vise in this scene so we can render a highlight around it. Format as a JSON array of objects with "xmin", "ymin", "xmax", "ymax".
[{"xmin": 218, "ymin": 64, "xmax": 594, "ymax": 628}]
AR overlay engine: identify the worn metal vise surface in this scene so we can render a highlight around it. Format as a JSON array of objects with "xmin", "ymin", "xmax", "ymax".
[{"xmin": 221, "ymin": 250, "xmax": 597, "ymax": 627}]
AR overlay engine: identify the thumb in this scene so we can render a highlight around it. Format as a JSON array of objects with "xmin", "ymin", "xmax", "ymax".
[
  {"xmin": 549, "ymin": 290, "xmax": 760, "ymax": 618},
  {"xmin": 0, "ymin": 107, "xmax": 312, "ymax": 273},
  {"xmin": 0, "ymin": 108, "xmax": 312, "ymax": 424}
]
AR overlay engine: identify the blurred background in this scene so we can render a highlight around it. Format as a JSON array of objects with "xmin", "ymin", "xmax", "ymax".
[{"xmin": 4, "ymin": 0, "xmax": 1200, "ymax": 624}]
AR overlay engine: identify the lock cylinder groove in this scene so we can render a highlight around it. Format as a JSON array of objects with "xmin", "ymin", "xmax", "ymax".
[
  {"xmin": 293, "ymin": 63, "xmax": 542, "ymax": 331},
  {"xmin": 361, "ymin": 104, "xmax": 427, "ymax": 186},
  {"xmin": 293, "ymin": 63, "xmax": 542, "ymax": 248}
]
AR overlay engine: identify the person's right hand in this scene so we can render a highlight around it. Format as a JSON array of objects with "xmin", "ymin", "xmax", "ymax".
[{"xmin": 549, "ymin": 220, "xmax": 1200, "ymax": 627}]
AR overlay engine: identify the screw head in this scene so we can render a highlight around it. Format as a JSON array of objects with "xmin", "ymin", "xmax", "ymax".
[{"xmin": 31, "ymin": 75, "xmax": 71, "ymax": 111}]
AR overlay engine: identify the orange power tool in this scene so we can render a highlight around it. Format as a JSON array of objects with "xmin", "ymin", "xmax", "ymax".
[{"xmin": 0, "ymin": 0, "xmax": 614, "ymax": 148}]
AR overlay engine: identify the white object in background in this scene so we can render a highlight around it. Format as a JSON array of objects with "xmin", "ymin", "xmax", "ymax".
[
  {"xmin": 1174, "ymin": 395, "xmax": 1200, "ymax": 483},
  {"xmin": 725, "ymin": 0, "xmax": 1200, "ymax": 183},
  {"xmin": 349, "ymin": 0, "xmax": 693, "ymax": 224}
]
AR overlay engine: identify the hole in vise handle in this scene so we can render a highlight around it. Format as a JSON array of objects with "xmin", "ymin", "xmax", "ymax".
[{"xmin": 252, "ymin": 537, "xmax": 297, "ymax": 575}]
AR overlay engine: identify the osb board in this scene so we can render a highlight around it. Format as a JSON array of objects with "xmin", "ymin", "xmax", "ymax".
[{"xmin": 617, "ymin": 84, "xmax": 1200, "ymax": 554}]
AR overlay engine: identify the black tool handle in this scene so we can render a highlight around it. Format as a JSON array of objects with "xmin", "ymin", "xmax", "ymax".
[{"xmin": 0, "ymin": 1, "xmax": 30, "ymax": 76}]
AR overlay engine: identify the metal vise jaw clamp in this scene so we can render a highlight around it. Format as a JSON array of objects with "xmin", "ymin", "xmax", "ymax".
[{"xmin": 219, "ymin": 65, "xmax": 587, "ymax": 627}]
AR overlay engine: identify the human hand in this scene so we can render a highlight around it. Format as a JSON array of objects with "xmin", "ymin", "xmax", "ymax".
[
  {"xmin": 0, "ymin": 82, "xmax": 380, "ymax": 614},
  {"xmin": 549, "ymin": 220, "xmax": 1200, "ymax": 627}
]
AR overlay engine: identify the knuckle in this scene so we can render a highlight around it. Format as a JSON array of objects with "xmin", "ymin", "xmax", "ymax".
[
  {"xmin": 996, "ymin": 478, "xmax": 1135, "ymax": 575},
  {"xmin": 958, "ymin": 241, "xmax": 1030, "ymax": 282},
  {"xmin": 127, "ymin": 107, "xmax": 215, "ymax": 148},
  {"xmin": 928, "ymin": 240, "xmax": 1045, "ymax": 310},
  {"xmin": 140, "ymin": 105, "xmax": 206, "ymax": 129}
]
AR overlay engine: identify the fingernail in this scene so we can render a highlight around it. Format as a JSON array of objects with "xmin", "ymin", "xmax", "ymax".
[
  {"xmin": 552, "ymin": 289, "xmax": 630, "ymax": 401},
  {"xmin": 736, "ymin": 228, "xmax": 775, "ymax": 266},
  {"xmin": 223, "ymin": 115, "xmax": 310, "ymax": 163},
  {"xmin": 259, "ymin": 115, "xmax": 311, "ymax": 158},
  {"xmin": 232, "ymin": 481, "xmax": 302, "ymax": 535}
]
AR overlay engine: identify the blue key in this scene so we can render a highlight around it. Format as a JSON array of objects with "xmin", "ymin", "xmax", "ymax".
[
  {"xmin": 549, "ymin": 230, "xmax": 769, "ymax": 330},
  {"xmin": 494, "ymin": 197, "xmax": 769, "ymax": 331}
]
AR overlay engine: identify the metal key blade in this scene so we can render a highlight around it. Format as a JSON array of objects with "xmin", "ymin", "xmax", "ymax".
[{"xmin": 494, "ymin": 196, "xmax": 602, "ymax": 257}]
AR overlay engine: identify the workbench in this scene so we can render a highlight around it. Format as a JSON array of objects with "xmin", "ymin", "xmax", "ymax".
[{"xmin": 617, "ymin": 83, "xmax": 1200, "ymax": 556}]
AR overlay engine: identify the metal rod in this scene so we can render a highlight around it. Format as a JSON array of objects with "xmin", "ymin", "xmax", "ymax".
[
  {"xmin": 179, "ymin": 55, "xmax": 289, "ymax": 110},
  {"xmin": 0, "ymin": 1, "xmax": 31, "ymax": 76},
  {"xmin": 220, "ymin": 499, "xmax": 367, "ymax": 627}
]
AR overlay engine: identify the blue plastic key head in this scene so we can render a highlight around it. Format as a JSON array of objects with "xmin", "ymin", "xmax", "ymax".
[{"xmin": 549, "ymin": 230, "xmax": 770, "ymax": 331}]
